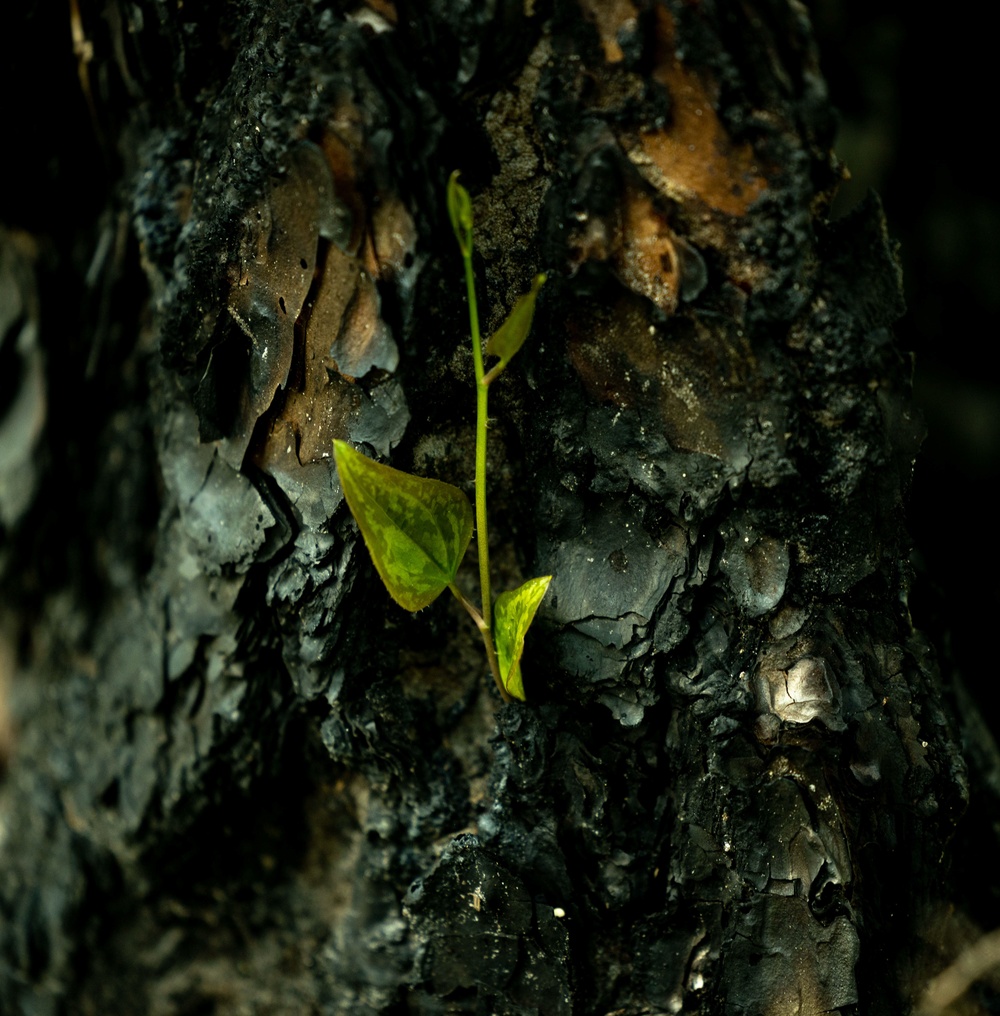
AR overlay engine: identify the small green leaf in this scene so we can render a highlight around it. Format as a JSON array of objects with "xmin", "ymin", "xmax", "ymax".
[
  {"xmin": 493, "ymin": 575, "xmax": 552, "ymax": 701},
  {"xmin": 333, "ymin": 440, "xmax": 473, "ymax": 612},
  {"xmin": 485, "ymin": 273, "xmax": 546, "ymax": 374},
  {"xmin": 447, "ymin": 171, "xmax": 473, "ymax": 259}
]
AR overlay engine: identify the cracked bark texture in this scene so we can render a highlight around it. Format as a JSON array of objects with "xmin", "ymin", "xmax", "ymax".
[{"xmin": 2, "ymin": 2, "xmax": 997, "ymax": 1015}]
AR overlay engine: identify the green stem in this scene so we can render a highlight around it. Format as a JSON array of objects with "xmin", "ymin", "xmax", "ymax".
[
  {"xmin": 462, "ymin": 247, "xmax": 492, "ymax": 632},
  {"xmin": 449, "ymin": 583, "xmax": 509, "ymax": 703}
]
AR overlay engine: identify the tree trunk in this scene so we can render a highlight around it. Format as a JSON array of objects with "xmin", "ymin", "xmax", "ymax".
[{"xmin": 1, "ymin": 2, "xmax": 996, "ymax": 1014}]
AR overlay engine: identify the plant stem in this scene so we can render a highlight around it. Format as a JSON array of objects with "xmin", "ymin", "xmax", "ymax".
[
  {"xmin": 462, "ymin": 247, "xmax": 492, "ymax": 632},
  {"xmin": 449, "ymin": 583, "xmax": 510, "ymax": 703}
]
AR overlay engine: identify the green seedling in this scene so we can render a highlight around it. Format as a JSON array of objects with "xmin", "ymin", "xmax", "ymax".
[{"xmin": 333, "ymin": 171, "xmax": 550, "ymax": 703}]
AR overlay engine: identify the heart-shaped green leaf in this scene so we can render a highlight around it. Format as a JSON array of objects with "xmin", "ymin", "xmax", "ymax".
[
  {"xmin": 333, "ymin": 440, "xmax": 473, "ymax": 612},
  {"xmin": 493, "ymin": 575, "xmax": 552, "ymax": 701},
  {"xmin": 485, "ymin": 273, "xmax": 546, "ymax": 375}
]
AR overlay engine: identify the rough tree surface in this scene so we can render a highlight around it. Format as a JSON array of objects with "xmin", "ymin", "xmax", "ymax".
[{"xmin": 1, "ymin": 2, "xmax": 998, "ymax": 1015}]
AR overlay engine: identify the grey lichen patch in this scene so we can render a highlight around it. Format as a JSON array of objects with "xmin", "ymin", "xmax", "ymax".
[
  {"xmin": 541, "ymin": 499, "xmax": 681, "ymax": 638},
  {"xmin": 538, "ymin": 498, "xmax": 683, "ymax": 716},
  {"xmin": 769, "ymin": 604, "xmax": 809, "ymax": 640},
  {"xmin": 160, "ymin": 405, "xmax": 277, "ymax": 574},
  {"xmin": 161, "ymin": 519, "xmax": 246, "ymax": 684},
  {"xmin": 719, "ymin": 521, "xmax": 790, "ymax": 618}
]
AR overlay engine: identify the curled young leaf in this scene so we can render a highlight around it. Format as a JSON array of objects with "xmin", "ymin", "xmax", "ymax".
[
  {"xmin": 447, "ymin": 171, "xmax": 473, "ymax": 259},
  {"xmin": 484, "ymin": 273, "xmax": 546, "ymax": 379},
  {"xmin": 493, "ymin": 575, "xmax": 552, "ymax": 701},
  {"xmin": 333, "ymin": 440, "xmax": 473, "ymax": 612}
]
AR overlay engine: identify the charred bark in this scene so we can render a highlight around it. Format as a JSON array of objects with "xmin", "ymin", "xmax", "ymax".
[{"xmin": 1, "ymin": 3, "xmax": 996, "ymax": 1015}]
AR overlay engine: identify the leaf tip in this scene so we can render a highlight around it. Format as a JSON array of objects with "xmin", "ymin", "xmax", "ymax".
[
  {"xmin": 447, "ymin": 171, "xmax": 473, "ymax": 256},
  {"xmin": 506, "ymin": 665, "xmax": 526, "ymax": 702},
  {"xmin": 494, "ymin": 575, "xmax": 552, "ymax": 702}
]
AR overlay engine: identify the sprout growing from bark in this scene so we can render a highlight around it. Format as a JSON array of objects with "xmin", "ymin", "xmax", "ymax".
[{"xmin": 333, "ymin": 172, "xmax": 549, "ymax": 703}]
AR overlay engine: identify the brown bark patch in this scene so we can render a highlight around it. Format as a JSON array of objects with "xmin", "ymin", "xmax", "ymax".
[
  {"xmin": 628, "ymin": 7, "xmax": 768, "ymax": 217},
  {"xmin": 578, "ymin": 0, "xmax": 639, "ymax": 64}
]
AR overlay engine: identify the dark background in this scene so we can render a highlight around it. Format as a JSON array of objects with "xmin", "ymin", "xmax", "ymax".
[
  {"xmin": 812, "ymin": 0, "xmax": 1000, "ymax": 724},
  {"xmin": 3, "ymin": 0, "xmax": 997, "ymax": 717}
]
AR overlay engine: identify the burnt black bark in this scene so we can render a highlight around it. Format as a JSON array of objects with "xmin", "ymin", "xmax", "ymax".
[{"xmin": 2, "ymin": 2, "xmax": 998, "ymax": 1015}]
